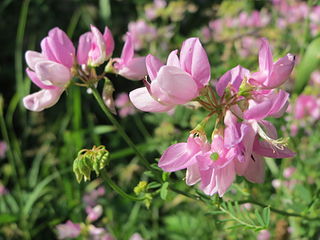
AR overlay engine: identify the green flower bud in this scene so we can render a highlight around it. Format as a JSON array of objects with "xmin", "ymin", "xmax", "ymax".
[
  {"xmin": 73, "ymin": 146, "xmax": 110, "ymax": 183},
  {"xmin": 134, "ymin": 181, "xmax": 148, "ymax": 195}
]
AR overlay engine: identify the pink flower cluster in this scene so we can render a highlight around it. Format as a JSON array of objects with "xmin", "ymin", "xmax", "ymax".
[
  {"xmin": 139, "ymin": 38, "xmax": 296, "ymax": 196},
  {"xmin": 129, "ymin": 37, "xmax": 210, "ymax": 112},
  {"xmin": 23, "ymin": 26, "xmax": 147, "ymax": 112},
  {"xmin": 201, "ymin": 10, "xmax": 270, "ymax": 43}
]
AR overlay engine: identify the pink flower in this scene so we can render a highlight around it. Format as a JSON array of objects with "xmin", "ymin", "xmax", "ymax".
[
  {"xmin": 88, "ymin": 225, "xmax": 114, "ymax": 240},
  {"xmin": 0, "ymin": 183, "xmax": 8, "ymax": 196},
  {"xmin": 196, "ymin": 135, "xmax": 237, "ymax": 196},
  {"xmin": 257, "ymin": 230, "xmax": 271, "ymax": 240},
  {"xmin": 311, "ymin": 70, "xmax": 320, "ymax": 85},
  {"xmin": 56, "ymin": 220, "xmax": 81, "ymax": 239},
  {"xmin": 0, "ymin": 141, "xmax": 7, "ymax": 159},
  {"xmin": 130, "ymin": 233, "xmax": 144, "ymax": 240},
  {"xmin": 86, "ymin": 205, "xmax": 103, "ymax": 222},
  {"xmin": 272, "ymin": 179, "xmax": 282, "ymax": 189},
  {"xmin": 127, "ymin": 20, "xmax": 157, "ymax": 50},
  {"xmin": 23, "ymin": 27, "xmax": 75, "ymax": 111},
  {"xmin": 244, "ymin": 90, "xmax": 289, "ymax": 121},
  {"xmin": 115, "ymin": 93, "xmax": 136, "ymax": 118},
  {"xmin": 83, "ymin": 186, "xmax": 106, "ymax": 206},
  {"xmin": 129, "ymin": 37, "xmax": 211, "ymax": 112},
  {"xmin": 77, "ymin": 25, "xmax": 114, "ymax": 67},
  {"xmin": 158, "ymin": 135, "xmax": 210, "ymax": 173},
  {"xmin": 114, "ymin": 33, "xmax": 147, "ymax": 80},
  {"xmin": 249, "ymin": 38, "xmax": 295, "ymax": 89},
  {"xmin": 283, "ymin": 166, "xmax": 296, "ymax": 179},
  {"xmin": 215, "ymin": 65, "xmax": 250, "ymax": 96},
  {"xmin": 293, "ymin": 95, "xmax": 320, "ymax": 120}
]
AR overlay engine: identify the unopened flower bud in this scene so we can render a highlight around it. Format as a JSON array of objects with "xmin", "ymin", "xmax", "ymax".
[
  {"xmin": 102, "ymin": 78, "xmax": 116, "ymax": 114},
  {"xmin": 73, "ymin": 146, "xmax": 110, "ymax": 183}
]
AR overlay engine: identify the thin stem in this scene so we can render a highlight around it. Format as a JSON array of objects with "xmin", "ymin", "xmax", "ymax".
[
  {"xmin": 168, "ymin": 185, "xmax": 320, "ymax": 221},
  {"xmin": 90, "ymin": 86, "xmax": 152, "ymax": 170},
  {"xmin": 133, "ymin": 114, "xmax": 151, "ymax": 139},
  {"xmin": 238, "ymin": 200, "xmax": 320, "ymax": 221},
  {"xmin": 100, "ymin": 170, "xmax": 144, "ymax": 201},
  {"xmin": 0, "ymin": 99, "xmax": 22, "ymax": 195}
]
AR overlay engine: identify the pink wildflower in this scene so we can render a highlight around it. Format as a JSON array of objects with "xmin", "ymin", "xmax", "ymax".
[
  {"xmin": 114, "ymin": 33, "xmax": 147, "ymax": 80},
  {"xmin": 257, "ymin": 230, "xmax": 271, "ymax": 240},
  {"xmin": 23, "ymin": 27, "xmax": 75, "ymax": 111},
  {"xmin": 283, "ymin": 167, "xmax": 296, "ymax": 179},
  {"xmin": 77, "ymin": 25, "xmax": 114, "ymax": 67},
  {"xmin": 249, "ymin": 38, "xmax": 295, "ymax": 89},
  {"xmin": 129, "ymin": 37, "xmax": 211, "ymax": 112},
  {"xmin": 115, "ymin": 93, "xmax": 136, "ymax": 118},
  {"xmin": 86, "ymin": 205, "xmax": 103, "ymax": 222},
  {"xmin": 56, "ymin": 221, "xmax": 81, "ymax": 239}
]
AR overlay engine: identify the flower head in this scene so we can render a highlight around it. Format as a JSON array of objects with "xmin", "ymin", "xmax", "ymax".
[{"xmin": 23, "ymin": 27, "xmax": 75, "ymax": 111}]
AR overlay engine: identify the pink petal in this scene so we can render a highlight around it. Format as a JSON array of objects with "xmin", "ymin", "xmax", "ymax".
[
  {"xmin": 216, "ymin": 65, "xmax": 250, "ymax": 96},
  {"xmin": 146, "ymin": 54, "xmax": 163, "ymax": 81},
  {"xmin": 253, "ymin": 140, "xmax": 295, "ymax": 158},
  {"xmin": 180, "ymin": 37, "xmax": 196, "ymax": 74},
  {"xmin": 23, "ymin": 88, "xmax": 64, "ymax": 112},
  {"xmin": 121, "ymin": 33, "xmax": 134, "ymax": 65},
  {"xmin": 216, "ymin": 161, "xmax": 235, "ymax": 197},
  {"xmin": 88, "ymin": 25, "xmax": 107, "ymax": 66},
  {"xmin": 259, "ymin": 120, "xmax": 277, "ymax": 139},
  {"xmin": 243, "ymin": 153, "xmax": 265, "ymax": 183},
  {"xmin": 267, "ymin": 53, "xmax": 295, "ymax": 88},
  {"xmin": 186, "ymin": 164, "xmax": 201, "ymax": 185},
  {"xmin": 103, "ymin": 26, "xmax": 115, "ymax": 58},
  {"xmin": 158, "ymin": 137, "xmax": 201, "ymax": 172},
  {"xmin": 259, "ymin": 38, "xmax": 273, "ymax": 73},
  {"xmin": 269, "ymin": 90, "xmax": 289, "ymax": 118},
  {"xmin": 35, "ymin": 61, "xmax": 71, "ymax": 87},
  {"xmin": 48, "ymin": 27, "xmax": 75, "ymax": 58},
  {"xmin": 41, "ymin": 28, "xmax": 75, "ymax": 68},
  {"xmin": 156, "ymin": 66, "xmax": 198, "ymax": 104},
  {"xmin": 190, "ymin": 38, "xmax": 211, "ymax": 88},
  {"xmin": 244, "ymin": 99, "xmax": 273, "ymax": 120},
  {"xmin": 117, "ymin": 57, "xmax": 147, "ymax": 80},
  {"xmin": 200, "ymin": 167, "xmax": 218, "ymax": 195},
  {"xmin": 77, "ymin": 32, "xmax": 92, "ymax": 65},
  {"xmin": 25, "ymin": 51, "xmax": 47, "ymax": 70},
  {"xmin": 129, "ymin": 87, "xmax": 172, "ymax": 112},
  {"xmin": 166, "ymin": 50, "xmax": 180, "ymax": 68},
  {"xmin": 180, "ymin": 38, "xmax": 211, "ymax": 88},
  {"xmin": 26, "ymin": 68, "xmax": 56, "ymax": 90}
]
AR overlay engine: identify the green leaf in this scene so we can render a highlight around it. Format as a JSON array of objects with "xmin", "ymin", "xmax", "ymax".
[
  {"xmin": 99, "ymin": 0, "xmax": 111, "ymax": 21},
  {"xmin": 147, "ymin": 182, "xmax": 161, "ymax": 190},
  {"xmin": 262, "ymin": 207, "xmax": 270, "ymax": 227},
  {"xmin": 294, "ymin": 37, "xmax": 320, "ymax": 94},
  {"xmin": 93, "ymin": 125, "xmax": 116, "ymax": 135},
  {"xmin": 160, "ymin": 182, "xmax": 169, "ymax": 200},
  {"xmin": 0, "ymin": 214, "xmax": 17, "ymax": 224},
  {"xmin": 255, "ymin": 209, "xmax": 266, "ymax": 227}
]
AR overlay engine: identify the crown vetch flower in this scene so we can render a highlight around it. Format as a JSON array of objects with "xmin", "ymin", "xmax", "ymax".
[
  {"xmin": 129, "ymin": 37, "xmax": 211, "ymax": 112},
  {"xmin": 23, "ymin": 27, "xmax": 75, "ymax": 111},
  {"xmin": 113, "ymin": 33, "xmax": 148, "ymax": 80},
  {"xmin": 77, "ymin": 25, "xmax": 114, "ymax": 67},
  {"xmin": 249, "ymin": 38, "xmax": 295, "ymax": 89}
]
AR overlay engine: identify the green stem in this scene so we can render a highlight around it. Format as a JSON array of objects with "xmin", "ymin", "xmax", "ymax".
[
  {"xmin": 133, "ymin": 114, "xmax": 151, "ymax": 139},
  {"xmin": 90, "ymin": 86, "xmax": 151, "ymax": 170},
  {"xmin": 0, "ymin": 98, "xmax": 22, "ymax": 195},
  {"xmin": 100, "ymin": 170, "xmax": 144, "ymax": 201},
  {"xmin": 168, "ymin": 184, "xmax": 320, "ymax": 221},
  {"xmin": 238, "ymin": 200, "xmax": 320, "ymax": 221}
]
